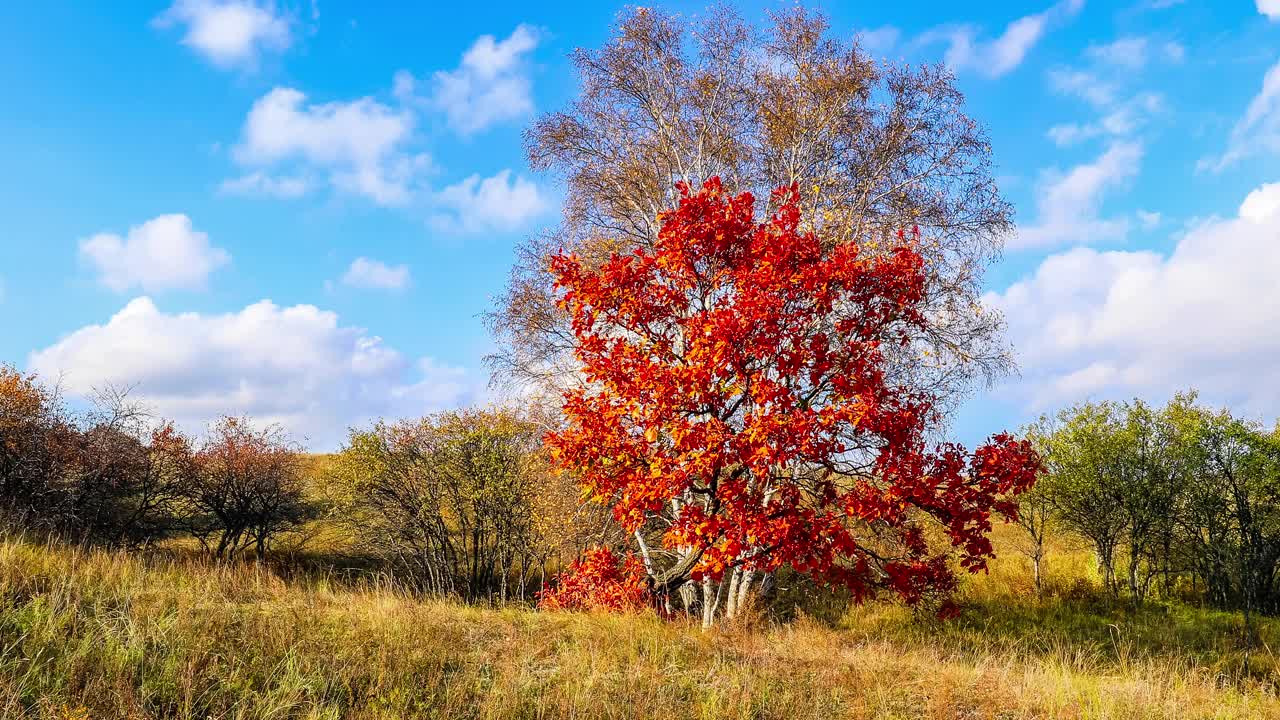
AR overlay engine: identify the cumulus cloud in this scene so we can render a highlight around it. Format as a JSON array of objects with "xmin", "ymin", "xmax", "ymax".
[
  {"xmin": 1013, "ymin": 141, "xmax": 1144, "ymax": 250},
  {"xmin": 28, "ymin": 298, "xmax": 478, "ymax": 448},
  {"xmin": 429, "ymin": 169, "xmax": 548, "ymax": 234},
  {"xmin": 230, "ymin": 87, "xmax": 428, "ymax": 205},
  {"xmin": 79, "ymin": 214, "xmax": 230, "ymax": 293},
  {"xmin": 154, "ymin": 0, "xmax": 291, "ymax": 70},
  {"xmin": 1260, "ymin": 0, "xmax": 1280, "ymax": 20},
  {"xmin": 920, "ymin": 0, "xmax": 1083, "ymax": 79},
  {"xmin": 395, "ymin": 25, "xmax": 539, "ymax": 135},
  {"xmin": 989, "ymin": 181, "xmax": 1280, "ymax": 414},
  {"xmin": 341, "ymin": 257, "xmax": 410, "ymax": 291},
  {"xmin": 1202, "ymin": 58, "xmax": 1280, "ymax": 171},
  {"xmin": 216, "ymin": 30, "xmax": 548, "ymax": 230}
]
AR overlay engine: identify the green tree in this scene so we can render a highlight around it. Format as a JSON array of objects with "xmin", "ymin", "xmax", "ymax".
[{"xmin": 1033, "ymin": 402, "xmax": 1129, "ymax": 594}]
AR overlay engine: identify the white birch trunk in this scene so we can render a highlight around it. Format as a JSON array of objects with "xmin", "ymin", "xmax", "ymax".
[
  {"xmin": 736, "ymin": 569, "xmax": 755, "ymax": 615},
  {"xmin": 701, "ymin": 577, "xmax": 715, "ymax": 629},
  {"xmin": 725, "ymin": 566, "xmax": 743, "ymax": 619}
]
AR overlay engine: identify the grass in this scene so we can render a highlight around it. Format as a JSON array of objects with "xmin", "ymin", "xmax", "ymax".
[{"xmin": 0, "ymin": 529, "xmax": 1278, "ymax": 719}]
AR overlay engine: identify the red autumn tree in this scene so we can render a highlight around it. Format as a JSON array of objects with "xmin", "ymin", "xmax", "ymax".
[{"xmin": 544, "ymin": 178, "xmax": 1039, "ymax": 626}]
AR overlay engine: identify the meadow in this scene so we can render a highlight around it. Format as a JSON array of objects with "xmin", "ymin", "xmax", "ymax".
[{"xmin": 2, "ymin": 524, "xmax": 1278, "ymax": 720}]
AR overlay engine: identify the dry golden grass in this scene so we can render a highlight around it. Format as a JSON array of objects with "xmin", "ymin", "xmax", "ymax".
[{"xmin": 0, "ymin": 528, "xmax": 1277, "ymax": 719}]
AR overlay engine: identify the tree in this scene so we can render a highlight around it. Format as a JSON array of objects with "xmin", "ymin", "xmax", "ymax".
[
  {"xmin": 1190, "ymin": 412, "xmax": 1280, "ymax": 639},
  {"xmin": 184, "ymin": 417, "xmax": 312, "ymax": 559},
  {"xmin": 1028, "ymin": 392, "xmax": 1280, "ymax": 630},
  {"xmin": 0, "ymin": 365, "xmax": 72, "ymax": 529},
  {"xmin": 332, "ymin": 409, "xmax": 582, "ymax": 601},
  {"xmin": 544, "ymin": 179, "xmax": 1038, "ymax": 626},
  {"xmin": 1037, "ymin": 403, "xmax": 1133, "ymax": 594},
  {"xmin": 1009, "ymin": 471, "xmax": 1054, "ymax": 597},
  {"xmin": 1110, "ymin": 398, "xmax": 1192, "ymax": 604},
  {"xmin": 490, "ymin": 6, "xmax": 1013, "ymax": 415},
  {"xmin": 60, "ymin": 388, "xmax": 193, "ymax": 547}
]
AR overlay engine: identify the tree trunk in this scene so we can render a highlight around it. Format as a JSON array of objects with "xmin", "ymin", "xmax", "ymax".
[
  {"xmin": 725, "ymin": 567, "xmax": 742, "ymax": 619},
  {"xmin": 736, "ymin": 569, "xmax": 756, "ymax": 616},
  {"xmin": 1033, "ymin": 552, "xmax": 1042, "ymax": 597}
]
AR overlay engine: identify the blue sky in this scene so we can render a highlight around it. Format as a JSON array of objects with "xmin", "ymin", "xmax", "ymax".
[{"xmin": 2, "ymin": 0, "xmax": 1279, "ymax": 448}]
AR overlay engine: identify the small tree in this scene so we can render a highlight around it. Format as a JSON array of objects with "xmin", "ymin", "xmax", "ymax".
[
  {"xmin": 61, "ymin": 389, "xmax": 194, "ymax": 547},
  {"xmin": 1035, "ymin": 402, "xmax": 1130, "ymax": 595},
  {"xmin": 333, "ymin": 409, "xmax": 579, "ymax": 601},
  {"xmin": 545, "ymin": 179, "xmax": 1039, "ymax": 625},
  {"xmin": 1192, "ymin": 413, "xmax": 1280, "ymax": 641},
  {"xmin": 185, "ymin": 417, "xmax": 312, "ymax": 559},
  {"xmin": 1012, "ymin": 478, "xmax": 1054, "ymax": 597},
  {"xmin": 0, "ymin": 366, "xmax": 72, "ymax": 529}
]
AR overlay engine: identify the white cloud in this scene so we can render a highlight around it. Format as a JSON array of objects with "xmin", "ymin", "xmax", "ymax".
[
  {"xmin": 1013, "ymin": 141, "xmax": 1143, "ymax": 250},
  {"xmin": 1046, "ymin": 123, "xmax": 1096, "ymax": 146},
  {"xmin": 341, "ymin": 257, "xmax": 410, "ymax": 290},
  {"xmin": 1259, "ymin": 0, "xmax": 1280, "ymax": 20},
  {"xmin": 1043, "ymin": 31, "xmax": 1180, "ymax": 150},
  {"xmin": 1045, "ymin": 92, "xmax": 1163, "ymax": 147},
  {"xmin": 989, "ymin": 181, "xmax": 1280, "ymax": 414},
  {"xmin": 1043, "ymin": 36, "xmax": 1173, "ymax": 150},
  {"xmin": 154, "ymin": 0, "xmax": 290, "ymax": 70},
  {"xmin": 1047, "ymin": 67, "xmax": 1117, "ymax": 107},
  {"xmin": 859, "ymin": 26, "xmax": 901, "ymax": 56},
  {"xmin": 925, "ymin": 0, "xmax": 1083, "ymax": 79},
  {"xmin": 1162, "ymin": 41, "xmax": 1186, "ymax": 63},
  {"xmin": 400, "ymin": 25, "xmax": 539, "ymax": 135},
  {"xmin": 230, "ymin": 87, "xmax": 428, "ymax": 205},
  {"xmin": 429, "ymin": 169, "xmax": 548, "ymax": 234},
  {"xmin": 1082, "ymin": 36, "xmax": 1184, "ymax": 70},
  {"xmin": 1202, "ymin": 57, "xmax": 1280, "ymax": 171},
  {"xmin": 1085, "ymin": 37, "xmax": 1138, "ymax": 69},
  {"xmin": 219, "ymin": 171, "xmax": 309, "ymax": 198},
  {"xmin": 28, "ymin": 298, "xmax": 478, "ymax": 448},
  {"xmin": 79, "ymin": 214, "xmax": 231, "ymax": 293}
]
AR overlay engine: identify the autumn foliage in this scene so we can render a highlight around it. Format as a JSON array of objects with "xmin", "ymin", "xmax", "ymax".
[
  {"xmin": 543, "ymin": 179, "xmax": 1039, "ymax": 617},
  {"xmin": 537, "ymin": 546, "xmax": 649, "ymax": 613}
]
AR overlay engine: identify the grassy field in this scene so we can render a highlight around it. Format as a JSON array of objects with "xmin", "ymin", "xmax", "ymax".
[{"xmin": 1, "ymin": 529, "xmax": 1279, "ymax": 719}]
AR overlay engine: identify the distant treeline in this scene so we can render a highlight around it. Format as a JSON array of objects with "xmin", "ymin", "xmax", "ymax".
[
  {"xmin": 9, "ymin": 362, "xmax": 1280, "ymax": 619},
  {"xmin": 0, "ymin": 366, "xmax": 608, "ymax": 603},
  {"xmin": 1, "ymin": 367, "xmax": 306, "ymax": 554},
  {"xmin": 1022, "ymin": 392, "xmax": 1280, "ymax": 623}
]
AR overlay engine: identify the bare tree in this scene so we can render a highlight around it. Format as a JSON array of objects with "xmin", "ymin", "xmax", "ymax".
[{"xmin": 488, "ymin": 6, "xmax": 1013, "ymax": 410}]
